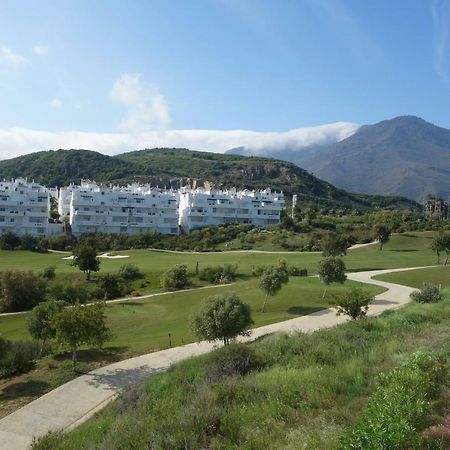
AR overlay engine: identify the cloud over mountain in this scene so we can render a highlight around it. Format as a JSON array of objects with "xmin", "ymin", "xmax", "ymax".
[{"xmin": 0, "ymin": 122, "xmax": 359, "ymax": 161}]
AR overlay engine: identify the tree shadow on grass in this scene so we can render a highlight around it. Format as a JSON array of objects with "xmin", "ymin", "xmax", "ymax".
[
  {"xmin": 115, "ymin": 301, "xmax": 145, "ymax": 307},
  {"xmin": 389, "ymin": 249, "xmax": 419, "ymax": 252},
  {"xmin": 86, "ymin": 365, "xmax": 166, "ymax": 392},
  {"xmin": 0, "ymin": 379, "xmax": 50, "ymax": 400},
  {"xmin": 53, "ymin": 346, "xmax": 129, "ymax": 364},
  {"xmin": 287, "ymin": 306, "xmax": 328, "ymax": 316}
]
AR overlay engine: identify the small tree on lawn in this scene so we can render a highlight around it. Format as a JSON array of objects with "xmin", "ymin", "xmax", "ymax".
[
  {"xmin": 331, "ymin": 287, "xmax": 373, "ymax": 320},
  {"xmin": 71, "ymin": 245, "xmax": 100, "ymax": 280},
  {"xmin": 27, "ymin": 300, "xmax": 64, "ymax": 356},
  {"xmin": 259, "ymin": 266, "xmax": 289, "ymax": 312},
  {"xmin": 54, "ymin": 303, "xmax": 111, "ymax": 366},
  {"xmin": 191, "ymin": 292, "xmax": 253, "ymax": 345},
  {"xmin": 321, "ymin": 232, "xmax": 349, "ymax": 257},
  {"xmin": 373, "ymin": 224, "xmax": 391, "ymax": 251},
  {"xmin": 318, "ymin": 257, "xmax": 347, "ymax": 299},
  {"xmin": 431, "ymin": 232, "xmax": 450, "ymax": 265},
  {"xmin": 160, "ymin": 264, "xmax": 189, "ymax": 291}
]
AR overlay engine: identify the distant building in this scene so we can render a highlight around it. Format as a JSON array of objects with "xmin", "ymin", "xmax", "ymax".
[
  {"xmin": 61, "ymin": 181, "xmax": 180, "ymax": 236},
  {"xmin": 425, "ymin": 197, "xmax": 448, "ymax": 220},
  {"xmin": 0, "ymin": 178, "xmax": 52, "ymax": 237},
  {"xmin": 178, "ymin": 187, "xmax": 285, "ymax": 234},
  {"xmin": 0, "ymin": 179, "xmax": 285, "ymax": 237}
]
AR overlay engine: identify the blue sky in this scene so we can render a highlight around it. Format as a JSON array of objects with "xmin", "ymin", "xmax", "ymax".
[{"xmin": 0, "ymin": 0, "xmax": 449, "ymax": 157}]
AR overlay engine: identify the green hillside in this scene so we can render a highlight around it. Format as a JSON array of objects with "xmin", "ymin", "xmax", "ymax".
[{"xmin": 0, "ymin": 148, "xmax": 417, "ymax": 211}]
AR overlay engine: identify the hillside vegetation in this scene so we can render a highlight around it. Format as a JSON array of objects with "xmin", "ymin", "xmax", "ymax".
[
  {"xmin": 33, "ymin": 300, "xmax": 450, "ymax": 450},
  {"xmin": 0, "ymin": 148, "xmax": 416, "ymax": 211}
]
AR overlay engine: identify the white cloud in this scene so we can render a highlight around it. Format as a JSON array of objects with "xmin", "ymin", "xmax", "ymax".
[
  {"xmin": 0, "ymin": 45, "xmax": 28, "ymax": 66},
  {"xmin": 49, "ymin": 98, "xmax": 63, "ymax": 109},
  {"xmin": 32, "ymin": 45, "xmax": 48, "ymax": 56},
  {"xmin": 0, "ymin": 122, "xmax": 359, "ymax": 161},
  {"xmin": 110, "ymin": 73, "xmax": 170, "ymax": 133},
  {"xmin": 431, "ymin": 0, "xmax": 450, "ymax": 79}
]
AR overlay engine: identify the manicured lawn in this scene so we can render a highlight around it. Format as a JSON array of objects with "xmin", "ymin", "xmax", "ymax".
[
  {"xmin": 0, "ymin": 232, "xmax": 438, "ymax": 292},
  {"xmin": 375, "ymin": 265, "xmax": 450, "ymax": 289},
  {"xmin": 0, "ymin": 277, "xmax": 384, "ymax": 354}
]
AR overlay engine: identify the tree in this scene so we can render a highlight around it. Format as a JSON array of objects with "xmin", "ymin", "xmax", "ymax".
[
  {"xmin": 71, "ymin": 245, "xmax": 100, "ymax": 280},
  {"xmin": 318, "ymin": 257, "xmax": 347, "ymax": 299},
  {"xmin": 40, "ymin": 265, "xmax": 56, "ymax": 280},
  {"xmin": 191, "ymin": 292, "xmax": 253, "ymax": 345},
  {"xmin": 431, "ymin": 232, "xmax": 450, "ymax": 265},
  {"xmin": 331, "ymin": 287, "xmax": 373, "ymax": 320},
  {"xmin": 99, "ymin": 274, "xmax": 123, "ymax": 300},
  {"xmin": 54, "ymin": 303, "xmax": 111, "ymax": 365},
  {"xmin": 27, "ymin": 300, "xmax": 64, "ymax": 355},
  {"xmin": 160, "ymin": 264, "xmax": 189, "ymax": 290},
  {"xmin": 259, "ymin": 266, "xmax": 289, "ymax": 312},
  {"xmin": 49, "ymin": 281, "xmax": 90, "ymax": 304},
  {"xmin": 0, "ymin": 270, "xmax": 47, "ymax": 312},
  {"xmin": 321, "ymin": 232, "xmax": 348, "ymax": 257},
  {"xmin": 373, "ymin": 224, "xmax": 391, "ymax": 250}
]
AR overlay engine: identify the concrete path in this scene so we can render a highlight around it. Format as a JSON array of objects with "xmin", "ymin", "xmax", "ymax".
[{"xmin": 0, "ymin": 266, "xmax": 425, "ymax": 449}]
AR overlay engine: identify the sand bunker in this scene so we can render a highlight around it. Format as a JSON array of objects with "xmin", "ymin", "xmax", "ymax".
[{"xmin": 62, "ymin": 253, "xmax": 130, "ymax": 260}]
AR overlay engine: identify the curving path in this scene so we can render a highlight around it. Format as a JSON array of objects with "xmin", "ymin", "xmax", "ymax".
[{"xmin": 0, "ymin": 266, "xmax": 427, "ymax": 450}]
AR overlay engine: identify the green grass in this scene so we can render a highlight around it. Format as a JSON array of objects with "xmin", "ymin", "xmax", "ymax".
[
  {"xmin": 0, "ymin": 231, "xmax": 439, "ymax": 294},
  {"xmin": 375, "ymin": 265, "xmax": 450, "ymax": 289},
  {"xmin": 32, "ymin": 299, "xmax": 450, "ymax": 450},
  {"xmin": 0, "ymin": 277, "xmax": 384, "ymax": 354}
]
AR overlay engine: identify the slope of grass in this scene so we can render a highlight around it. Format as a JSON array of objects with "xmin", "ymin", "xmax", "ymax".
[
  {"xmin": 375, "ymin": 265, "xmax": 450, "ymax": 289},
  {"xmin": 33, "ymin": 300, "xmax": 450, "ymax": 450}
]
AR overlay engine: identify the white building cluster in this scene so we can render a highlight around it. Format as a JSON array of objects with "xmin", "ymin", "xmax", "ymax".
[
  {"xmin": 0, "ymin": 178, "xmax": 285, "ymax": 237},
  {"xmin": 0, "ymin": 178, "xmax": 60, "ymax": 237}
]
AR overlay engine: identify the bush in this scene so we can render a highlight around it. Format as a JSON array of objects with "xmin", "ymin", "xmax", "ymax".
[
  {"xmin": 40, "ymin": 265, "xmax": 56, "ymax": 280},
  {"xmin": 199, "ymin": 264, "xmax": 237, "ymax": 284},
  {"xmin": 0, "ymin": 270, "xmax": 48, "ymax": 312},
  {"xmin": 331, "ymin": 287, "xmax": 373, "ymax": 320},
  {"xmin": 160, "ymin": 264, "xmax": 189, "ymax": 291},
  {"xmin": 205, "ymin": 344, "xmax": 263, "ymax": 382},
  {"xmin": 50, "ymin": 282, "xmax": 90, "ymax": 304},
  {"xmin": 251, "ymin": 265, "xmax": 268, "ymax": 277},
  {"xmin": 340, "ymin": 351, "xmax": 447, "ymax": 450},
  {"xmin": 0, "ymin": 338, "xmax": 40, "ymax": 377},
  {"xmin": 99, "ymin": 274, "xmax": 124, "ymax": 300},
  {"xmin": 410, "ymin": 283, "xmax": 444, "ymax": 303},
  {"xmin": 288, "ymin": 266, "xmax": 308, "ymax": 277},
  {"xmin": 118, "ymin": 264, "xmax": 143, "ymax": 281}
]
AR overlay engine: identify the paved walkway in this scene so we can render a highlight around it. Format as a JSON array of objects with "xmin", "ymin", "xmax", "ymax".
[{"xmin": 0, "ymin": 266, "xmax": 425, "ymax": 449}]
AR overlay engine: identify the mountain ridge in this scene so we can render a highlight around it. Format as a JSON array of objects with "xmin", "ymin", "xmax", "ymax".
[{"xmin": 0, "ymin": 147, "xmax": 416, "ymax": 212}]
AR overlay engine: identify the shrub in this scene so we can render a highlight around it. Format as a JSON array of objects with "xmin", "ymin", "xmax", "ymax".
[
  {"xmin": 199, "ymin": 264, "xmax": 237, "ymax": 284},
  {"xmin": 118, "ymin": 264, "xmax": 143, "ymax": 281},
  {"xmin": 0, "ymin": 338, "xmax": 40, "ymax": 377},
  {"xmin": 205, "ymin": 344, "xmax": 263, "ymax": 382},
  {"xmin": 40, "ymin": 265, "xmax": 56, "ymax": 280},
  {"xmin": 0, "ymin": 270, "xmax": 48, "ymax": 312},
  {"xmin": 340, "ymin": 351, "xmax": 447, "ymax": 449},
  {"xmin": 410, "ymin": 283, "xmax": 444, "ymax": 303},
  {"xmin": 160, "ymin": 264, "xmax": 189, "ymax": 291},
  {"xmin": 288, "ymin": 266, "xmax": 308, "ymax": 277},
  {"xmin": 251, "ymin": 265, "xmax": 268, "ymax": 277},
  {"xmin": 99, "ymin": 274, "xmax": 124, "ymax": 300},
  {"xmin": 331, "ymin": 288, "xmax": 373, "ymax": 320},
  {"xmin": 50, "ymin": 282, "xmax": 90, "ymax": 304}
]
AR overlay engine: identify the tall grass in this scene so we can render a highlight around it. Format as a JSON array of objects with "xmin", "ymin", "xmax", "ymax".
[{"xmin": 33, "ymin": 300, "xmax": 450, "ymax": 450}]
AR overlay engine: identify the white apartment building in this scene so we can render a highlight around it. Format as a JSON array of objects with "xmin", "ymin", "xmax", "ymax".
[
  {"xmin": 178, "ymin": 187, "xmax": 285, "ymax": 233},
  {"xmin": 0, "ymin": 178, "xmax": 51, "ymax": 237},
  {"xmin": 62, "ymin": 181, "xmax": 180, "ymax": 236}
]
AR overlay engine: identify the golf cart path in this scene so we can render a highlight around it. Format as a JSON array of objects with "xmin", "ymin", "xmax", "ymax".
[{"xmin": 0, "ymin": 265, "xmax": 427, "ymax": 450}]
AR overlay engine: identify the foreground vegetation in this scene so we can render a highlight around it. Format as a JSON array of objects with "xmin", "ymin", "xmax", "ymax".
[{"xmin": 34, "ymin": 300, "xmax": 450, "ymax": 450}]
